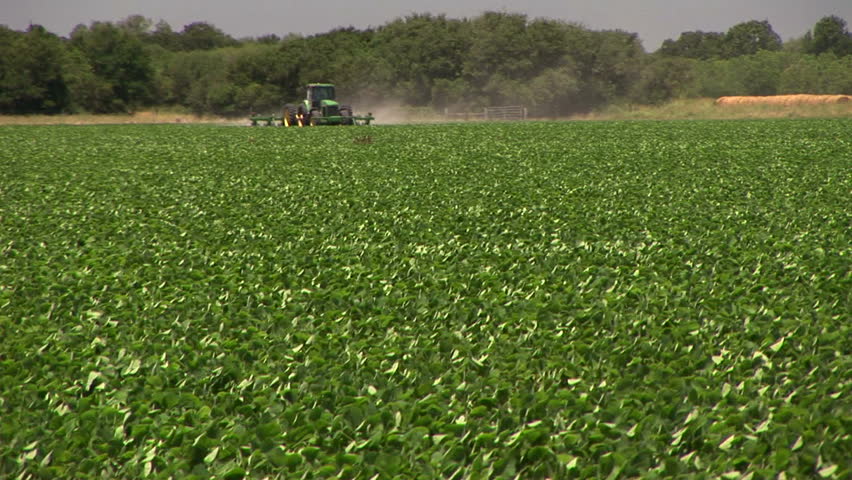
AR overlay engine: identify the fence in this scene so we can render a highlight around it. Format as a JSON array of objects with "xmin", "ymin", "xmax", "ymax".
[{"xmin": 444, "ymin": 105, "xmax": 528, "ymax": 121}]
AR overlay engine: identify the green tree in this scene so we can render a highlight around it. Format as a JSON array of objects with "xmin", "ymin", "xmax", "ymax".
[
  {"xmin": 372, "ymin": 14, "xmax": 468, "ymax": 105},
  {"xmin": 525, "ymin": 19, "xmax": 574, "ymax": 74},
  {"xmin": 70, "ymin": 22, "xmax": 154, "ymax": 111},
  {"xmin": 225, "ymin": 43, "xmax": 289, "ymax": 113},
  {"xmin": 723, "ymin": 20, "xmax": 782, "ymax": 58},
  {"xmin": 273, "ymin": 36, "xmax": 312, "ymax": 100},
  {"xmin": 729, "ymin": 50, "xmax": 788, "ymax": 95},
  {"xmin": 61, "ymin": 44, "xmax": 114, "ymax": 112},
  {"xmin": 528, "ymin": 65, "xmax": 582, "ymax": 116},
  {"xmin": 149, "ymin": 20, "xmax": 181, "ymax": 51},
  {"xmin": 631, "ymin": 56, "xmax": 695, "ymax": 104},
  {"xmin": 293, "ymin": 28, "xmax": 375, "ymax": 96},
  {"xmin": 690, "ymin": 59, "xmax": 745, "ymax": 98},
  {"xmin": 808, "ymin": 15, "xmax": 852, "ymax": 56},
  {"xmin": 179, "ymin": 22, "xmax": 237, "ymax": 51},
  {"xmin": 783, "ymin": 33, "xmax": 811, "ymax": 54},
  {"xmin": 689, "ymin": 51, "xmax": 793, "ymax": 97},
  {"xmin": 0, "ymin": 25, "xmax": 70, "ymax": 113},
  {"xmin": 779, "ymin": 54, "xmax": 852, "ymax": 93},
  {"xmin": 658, "ymin": 31, "xmax": 724, "ymax": 59},
  {"xmin": 254, "ymin": 34, "xmax": 281, "ymax": 45},
  {"xmin": 778, "ymin": 55, "xmax": 822, "ymax": 93},
  {"xmin": 573, "ymin": 29, "xmax": 644, "ymax": 108},
  {"xmin": 117, "ymin": 15, "xmax": 153, "ymax": 36},
  {"xmin": 161, "ymin": 49, "xmax": 227, "ymax": 112},
  {"xmin": 464, "ymin": 12, "xmax": 535, "ymax": 89}
]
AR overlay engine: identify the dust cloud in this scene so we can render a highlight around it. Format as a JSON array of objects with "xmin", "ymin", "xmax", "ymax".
[{"xmin": 356, "ymin": 101, "xmax": 444, "ymax": 125}]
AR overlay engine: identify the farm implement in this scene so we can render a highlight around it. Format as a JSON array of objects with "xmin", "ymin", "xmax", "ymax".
[{"xmin": 250, "ymin": 83, "xmax": 374, "ymax": 126}]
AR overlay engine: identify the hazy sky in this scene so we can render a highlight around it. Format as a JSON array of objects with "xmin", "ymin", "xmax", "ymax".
[{"xmin": 2, "ymin": 0, "xmax": 851, "ymax": 50}]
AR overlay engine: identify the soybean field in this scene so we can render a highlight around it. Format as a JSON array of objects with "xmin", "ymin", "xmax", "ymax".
[{"xmin": 1, "ymin": 120, "xmax": 850, "ymax": 479}]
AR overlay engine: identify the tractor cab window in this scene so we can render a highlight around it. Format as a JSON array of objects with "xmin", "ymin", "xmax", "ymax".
[{"xmin": 308, "ymin": 86, "xmax": 335, "ymax": 104}]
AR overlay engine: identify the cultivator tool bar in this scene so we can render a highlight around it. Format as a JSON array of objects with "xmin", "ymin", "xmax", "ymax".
[{"xmin": 250, "ymin": 113, "xmax": 374, "ymax": 127}]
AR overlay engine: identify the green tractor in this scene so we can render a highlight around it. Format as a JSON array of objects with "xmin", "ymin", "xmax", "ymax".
[{"xmin": 250, "ymin": 83, "xmax": 374, "ymax": 127}]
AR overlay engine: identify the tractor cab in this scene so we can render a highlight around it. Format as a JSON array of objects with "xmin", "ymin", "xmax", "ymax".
[
  {"xmin": 306, "ymin": 84, "xmax": 336, "ymax": 108},
  {"xmin": 304, "ymin": 83, "xmax": 341, "ymax": 118}
]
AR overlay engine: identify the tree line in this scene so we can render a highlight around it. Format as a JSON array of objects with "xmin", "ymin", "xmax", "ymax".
[{"xmin": 1, "ymin": 13, "xmax": 850, "ymax": 116}]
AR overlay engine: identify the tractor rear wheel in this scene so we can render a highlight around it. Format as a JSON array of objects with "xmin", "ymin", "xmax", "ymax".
[
  {"xmin": 282, "ymin": 105, "xmax": 297, "ymax": 127},
  {"xmin": 340, "ymin": 105, "xmax": 354, "ymax": 125}
]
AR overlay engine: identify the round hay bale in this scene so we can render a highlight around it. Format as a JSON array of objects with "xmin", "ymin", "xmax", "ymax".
[{"xmin": 715, "ymin": 94, "xmax": 852, "ymax": 107}]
